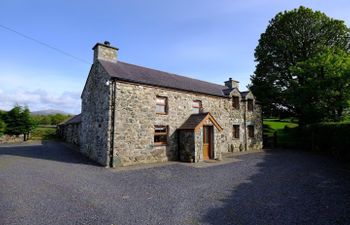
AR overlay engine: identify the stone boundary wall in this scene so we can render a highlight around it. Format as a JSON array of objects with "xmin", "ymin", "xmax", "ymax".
[{"xmin": 0, "ymin": 135, "xmax": 25, "ymax": 144}]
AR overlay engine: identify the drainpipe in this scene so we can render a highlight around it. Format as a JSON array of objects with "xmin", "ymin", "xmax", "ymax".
[
  {"xmin": 109, "ymin": 79, "xmax": 116, "ymax": 167},
  {"xmin": 243, "ymin": 99, "xmax": 247, "ymax": 151}
]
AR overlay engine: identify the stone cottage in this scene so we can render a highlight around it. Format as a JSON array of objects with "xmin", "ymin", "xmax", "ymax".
[{"xmin": 59, "ymin": 41, "xmax": 262, "ymax": 167}]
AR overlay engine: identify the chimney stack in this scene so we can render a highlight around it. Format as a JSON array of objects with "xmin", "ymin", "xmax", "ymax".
[
  {"xmin": 92, "ymin": 41, "xmax": 118, "ymax": 63},
  {"xmin": 224, "ymin": 77, "xmax": 239, "ymax": 89}
]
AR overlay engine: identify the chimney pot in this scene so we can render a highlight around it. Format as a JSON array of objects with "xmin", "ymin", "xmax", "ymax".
[{"xmin": 104, "ymin": 41, "xmax": 110, "ymax": 46}]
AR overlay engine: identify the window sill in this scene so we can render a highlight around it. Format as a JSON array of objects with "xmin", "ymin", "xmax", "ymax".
[
  {"xmin": 153, "ymin": 143, "xmax": 168, "ymax": 147},
  {"xmin": 156, "ymin": 113, "xmax": 168, "ymax": 115}
]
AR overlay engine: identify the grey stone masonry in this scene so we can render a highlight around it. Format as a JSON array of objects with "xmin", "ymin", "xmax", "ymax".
[
  {"xmin": 93, "ymin": 41, "xmax": 118, "ymax": 63},
  {"xmin": 57, "ymin": 123, "xmax": 80, "ymax": 146},
  {"xmin": 80, "ymin": 62, "xmax": 112, "ymax": 166},
  {"xmin": 112, "ymin": 81, "xmax": 262, "ymax": 166}
]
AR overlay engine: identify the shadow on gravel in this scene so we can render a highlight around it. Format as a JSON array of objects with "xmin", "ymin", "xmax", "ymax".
[
  {"xmin": 201, "ymin": 150, "xmax": 350, "ymax": 225},
  {"xmin": 0, "ymin": 141, "xmax": 99, "ymax": 166}
]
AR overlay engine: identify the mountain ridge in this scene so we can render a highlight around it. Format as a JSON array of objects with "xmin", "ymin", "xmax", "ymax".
[{"xmin": 31, "ymin": 109, "xmax": 71, "ymax": 115}]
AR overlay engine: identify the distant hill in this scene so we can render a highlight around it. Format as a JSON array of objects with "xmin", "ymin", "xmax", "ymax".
[{"xmin": 31, "ymin": 109, "xmax": 71, "ymax": 115}]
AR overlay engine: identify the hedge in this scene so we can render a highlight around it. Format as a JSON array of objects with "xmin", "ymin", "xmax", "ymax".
[{"xmin": 304, "ymin": 122, "xmax": 350, "ymax": 160}]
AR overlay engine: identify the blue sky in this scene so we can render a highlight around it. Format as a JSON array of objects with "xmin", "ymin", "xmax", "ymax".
[{"xmin": 0, "ymin": 0, "xmax": 349, "ymax": 114}]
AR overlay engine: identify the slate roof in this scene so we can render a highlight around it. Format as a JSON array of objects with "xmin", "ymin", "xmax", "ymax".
[
  {"xmin": 99, "ymin": 60, "xmax": 230, "ymax": 97},
  {"xmin": 240, "ymin": 91, "xmax": 250, "ymax": 98},
  {"xmin": 59, "ymin": 114, "xmax": 81, "ymax": 125}
]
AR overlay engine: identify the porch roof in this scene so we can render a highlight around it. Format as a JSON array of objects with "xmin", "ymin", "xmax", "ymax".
[{"xmin": 178, "ymin": 112, "xmax": 223, "ymax": 132}]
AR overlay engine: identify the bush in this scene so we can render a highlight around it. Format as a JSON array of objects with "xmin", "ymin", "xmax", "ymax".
[
  {"xmin": 304, "ymin": 122, "xmax": 350, "ymax": 160},
  {"xmin": 30, "ymin": 126, "xmax": 58, "ymax": 140},
  {"xmin": 0, "ymin": 119, "xmax": 6, "ymax": 137}
]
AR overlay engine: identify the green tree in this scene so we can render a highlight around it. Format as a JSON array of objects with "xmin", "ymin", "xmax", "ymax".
[
  {"xmin": 5, "ymin": 105, "xmax": 23, "ymax": 135},
  {"xmin": 22, "ymin": 107, "xmax": 35, "ymax": 141},
  {"xmin": 50, "ymin": 114, "xmax": 70, "ymax": 125},
  {"xmin": 0, "ymin": 119, "xmax": 6, "ymax": 137},
  {"xmin": 31, "ymin": 115, "xmax": 52, "ymax": 125},
  {"xmin": 250, "ymin": 6, "xmax": 350, "ymax": 123},
  {"xmin": 5, "ymin": 105, "xmax": 35, "ymax": 140},
  {"xmin": 290, "ymin": 47, "xmax": 350, "ymax": 124}
]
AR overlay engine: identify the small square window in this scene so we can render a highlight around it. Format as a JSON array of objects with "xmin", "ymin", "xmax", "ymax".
[
  {"xmin": 156, "ymin": 96, "xmax": 168, "ymax": 114},
  {"xmin": 192, "ymin": 100, "xmax": 202, "ymax": 114},
  {"xmin": 248, "ymin": 125, "xmax": 254, "ymax": 138},
  {"xmin": 154, "ymin": 125, "xmax": 168, "ymax": 145},
  {"xmin": 232, "ymin": 96, "xmax": 240, "ymax": 109},
  {"xmin": 233, "ymin": 125, "xmax": 240, "ymax": 139}
]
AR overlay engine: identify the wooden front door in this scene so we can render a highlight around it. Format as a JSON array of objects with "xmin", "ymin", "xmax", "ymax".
[{"xmin": 203, "ymin": 126, "xmax": 213, "ymax": 160}]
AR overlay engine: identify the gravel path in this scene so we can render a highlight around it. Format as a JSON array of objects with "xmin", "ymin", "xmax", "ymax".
[{"xmin": 0, "ymin": 142, "xmax": 349, "ymax": 225}]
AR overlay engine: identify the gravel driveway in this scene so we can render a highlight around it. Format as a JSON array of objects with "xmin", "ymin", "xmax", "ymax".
[{"xmin": 0, "ymin": 141, "xmax": 349, "ymax": 225}]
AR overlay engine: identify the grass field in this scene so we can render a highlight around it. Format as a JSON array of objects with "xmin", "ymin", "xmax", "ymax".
[
  {"xmin": 31, "ymin": 126, "xmax": 58, "ymax": 140},
  {"xmin": 263, "ymin": 118, "xmax": 299, "ymax": 148}
]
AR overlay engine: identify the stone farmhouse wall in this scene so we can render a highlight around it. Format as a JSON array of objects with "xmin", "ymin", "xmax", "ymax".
[
  {"xmin": 178, "ymin": 130, "xmax": 195, "ymax": 162},
  {"xmin": 112, "ymin": 81, "xmax": 262, "ymax": 166},
  {"xmin": 80, "ymin": 63, "xmax": 112, "ymax": 166}
]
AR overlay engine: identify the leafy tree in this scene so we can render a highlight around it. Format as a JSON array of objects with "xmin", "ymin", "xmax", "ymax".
[
  {"xmin": 30, "ymin": 114, "xmax": 70, "ymax": 125},
  {"xmin": 0, "ymin": 119, "xmax": 6, "ymax": 137},
  {"xmin": 250, "ymin": 6, "xmax": 350, "ymax": 123},
  {"xmin": 289, "ymin": 47, "xmax": 350, "ymax": 124},
  {"xmin": 0, "ymin": 110, "xmax": 6, "ymax": 120},
  {"xmin": 5, "ymin": 105, "xmax": 35, "ymax": 140},
  {"xmin": 50, "ymin": 114, "xmax": 70, "ymax": 125},
  {"xmin": 31, "ymin": 115, "xmax": 51, "ymax": 125},
  {"xmin": 22, "ymin": 107, "xmax": 35, "ymax": 141},
  {"xmin": 5, "ymin": 105, "xmax": 23, "ymax": 135}
]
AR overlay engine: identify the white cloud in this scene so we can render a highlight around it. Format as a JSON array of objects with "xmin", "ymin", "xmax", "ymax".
[{"xmin": 0, "ymin": 88, "xmax": 81, "ymax": 114}]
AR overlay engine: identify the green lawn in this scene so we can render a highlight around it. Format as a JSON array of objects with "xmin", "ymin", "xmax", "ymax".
[
  {"xmin": 263, "ymin": 118, "xmax": 299, "ymax": 148},
  {"xmin": 31, "ymin": 126, "xmax": 58, "ymax": 140}
]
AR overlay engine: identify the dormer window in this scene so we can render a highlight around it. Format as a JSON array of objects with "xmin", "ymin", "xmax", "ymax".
[
  {"xmin": 247, "ymin": 99, "xmax": 254, "ymax": 112},
  {"xmin": 192, "ymin": 100, "xmax": 202, "ymax": 114},
  {"xmin": 232, "ymin": 96, "xmax": 240, "ymax": 109}
]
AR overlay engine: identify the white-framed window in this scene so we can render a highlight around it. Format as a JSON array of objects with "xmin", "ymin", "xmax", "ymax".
[
  {"xmin": 156, "ymin": 96, "xmax": 168, "ymax": 114},
  {"xmin": 192, "ymin": 100, "xmax": 202, "ymax": 114}
]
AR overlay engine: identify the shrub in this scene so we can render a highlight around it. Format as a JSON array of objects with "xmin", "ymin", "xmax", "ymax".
[
  {"xmin": 0, "ymin": 119, "xmax": 6, "ymax": 137},
  {"xmin": 304, "ymin": 122, "xmax": 350, "ymax": 160}
]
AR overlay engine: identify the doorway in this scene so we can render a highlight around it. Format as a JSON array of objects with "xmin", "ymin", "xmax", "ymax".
[{"xmin": 203, "ymin": 126, "xmax": 213, "ymax": 160}]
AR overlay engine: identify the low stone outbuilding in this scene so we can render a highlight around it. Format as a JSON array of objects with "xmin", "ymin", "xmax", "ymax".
[
  {"xmin": 57, "ymin": 114, "xmax": 81, "ymax": 146},
  {"xmin": 58, "ymin": 41, "xmax": 263, "ymax": 167}
]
